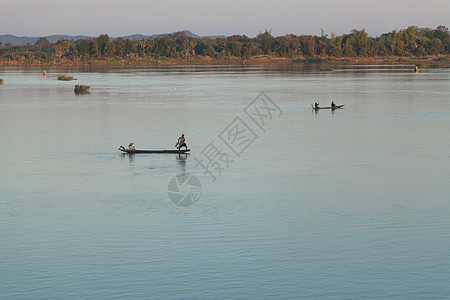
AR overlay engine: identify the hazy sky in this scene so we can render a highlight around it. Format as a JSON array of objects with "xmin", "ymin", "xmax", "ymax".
[{"xmin": 1, "ymin": 0, "xmax": 449, "ymax": 37}]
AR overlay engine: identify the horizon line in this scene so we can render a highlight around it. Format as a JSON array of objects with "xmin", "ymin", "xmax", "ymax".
[{"xmin": 1, "ymin": 25, "xmax": 447, "ymax": 40}]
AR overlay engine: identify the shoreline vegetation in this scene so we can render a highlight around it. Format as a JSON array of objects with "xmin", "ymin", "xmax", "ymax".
[{"xmin": 0, "ymin": 26, "xmax": 449, "ymax": 67}]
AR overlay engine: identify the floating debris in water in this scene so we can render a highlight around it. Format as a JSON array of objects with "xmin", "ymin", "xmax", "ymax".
[
  {"xmin": 74, "ymin": 84, "xmax": 90, "ymax": 94},
  {"xmin": 58, "ymin": 75, "xmax": 75, "ymax": 81}
]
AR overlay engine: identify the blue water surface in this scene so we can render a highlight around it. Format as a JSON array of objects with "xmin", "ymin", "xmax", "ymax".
[{"xmin": 1, "ymin": 64, "xmax": 449, "ymax": 299}]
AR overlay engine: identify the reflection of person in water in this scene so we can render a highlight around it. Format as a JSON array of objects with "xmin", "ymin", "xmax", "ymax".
[
  {"xmin": 176, "ymin": 153, "xmax": 188, "ymax": 173},
  {"xmin": 176, "ymin": 153, "xmax": 187, "ymax": 164}
]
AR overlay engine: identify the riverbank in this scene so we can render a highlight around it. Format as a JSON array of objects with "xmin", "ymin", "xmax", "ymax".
[{"xmin": 0, "ymin": 54, "xmax": 448, "ymax": 67}]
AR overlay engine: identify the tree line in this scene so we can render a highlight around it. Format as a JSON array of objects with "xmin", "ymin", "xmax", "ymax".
[{"xmin": 1, "ymin": 26, "xmax": 449, "ymax": 63}]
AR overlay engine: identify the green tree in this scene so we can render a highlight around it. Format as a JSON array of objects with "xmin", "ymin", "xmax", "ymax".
[
  {"xmin": 154, "ymin": 36, "xmax": 178, "ymax": 58},
  {"xmin": 229, "ymin": 41, "xmax": 243, "ymax": 56},
  {"xmin": 75, "ymin": 39, "xmax": 91, "ymax": 55},
  {"xmin": 414, "ymin": 38, "xmax": 428, "ymax": 56},
  {"xmin": 96, "ymin": 34, "xmax": 110, "ymax": 57},
  {"xmin": 388, "ymin": 30, "xmax": 407, "ymax": 56},
  {"xmin": 316, "ymin": 29, "xmax": 329, "ymax": 55},
  {"xmin": 194, "ymin": 38, "xmax": 215, "ymax": 56},
  {"xmin": 367, "ymin": 39, "xmax": 378, "ymax": 56},
  {"xmin": 34, "ymin": 37, "xmax": 52, "ymax": 52},
  {"xmin": 433, "ymin": 26, "xmax": 450, "ymax": 53},
  {"xmin": 215, "ymin": 38, "xmax": 228, "ymax": 57},
  {"xmin": 129, "ymin": 39, "xmax": 139, "ymax": 56},
  {"xmin": 275, "ymin": 34, "xmax": 300, "ymax": 57},
  {"xmin": 377, "ymin": 34, "xmax": 390, "ymax": 55},
  {"xmin": 104, "ymin": 42, "xmax": 116, "ymax": 57},
  {"xmin": 55, "ymin": 39, "xmax": 70, "ymax": 57},
  {"xmin": 90, "ymin": 40, "xmax": 100, "ymax": 57},
  {"xmin": 403, "ymin": 26, "xmax": 418, "ymax": 55},
  {"xmin": 147, "ymin": 38, "xmax": 157, "ymax": 56},
  {"xmin": 21, "ymin": 43, "xmax": 33, "ymax": 52},
  {"xmin": 173, "ymin": 31, "xmax": 189, "ymax": 46},
  {"xmin": 256, "ymin": 29, "xmax": 276, "ymax": 54},
  {"xmin": 328, "ymin": 32, "xmax": 343, "ymax": 57},
  {"xmin": 137, "ymin": 40, "xmax": 149, "ymax": 56},
  {"xmin": 350, "ymin": 29, "xmax": 370, "ymax": 56},
  {"xmin": 430, "ymin": 38, "xmax": 443, "ymax": 55},
  {"xmin": 298, "ymin": 35, "xmax": 316, "ymax": 57},
  {"xmin": 343, "ymin": 36, "xmax": 356, "ymax": 57},
  {"xmin": 113, "ymin": 37, "xmax": 127, "ymax": 57}
]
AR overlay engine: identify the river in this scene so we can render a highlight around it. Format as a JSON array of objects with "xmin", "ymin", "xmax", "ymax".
[{"xmin": 1, "ymin": 64, "xmax": 449, "ymax": 299}]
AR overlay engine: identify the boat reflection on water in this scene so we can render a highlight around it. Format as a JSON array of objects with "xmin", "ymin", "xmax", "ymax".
[
  {"xmin": 119, "ymin": 152, "xmax": 189, "ymax": 169},
  {"xmin": 176, "ymin": 153, "xmax": 188, "ymax": 172},
  {"xmin": 120, "ymin": 153, "xmax": 135, "ymax": 165}
]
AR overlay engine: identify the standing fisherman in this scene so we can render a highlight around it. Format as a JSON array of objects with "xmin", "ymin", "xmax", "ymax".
[{"xmin": 175, "ymin": 134, "xmax": 187, "ymax": 150}]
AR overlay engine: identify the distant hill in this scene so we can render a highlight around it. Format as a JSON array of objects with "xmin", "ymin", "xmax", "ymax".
[
  {"xmin": 0, "ymin": 34, "xmax": 91, "ymax": 46},
  {"xmin": 123, "ymin": 30, "xmax": 204, "ymax": 40},
  {"xmin": 0, "ymin": 30, "xmax": 226, "ymax": 46}
]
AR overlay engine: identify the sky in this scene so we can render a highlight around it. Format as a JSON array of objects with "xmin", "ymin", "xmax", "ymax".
[{"xmin": 1, "ymin": 0, "xmax": 449, "ymax": 38}]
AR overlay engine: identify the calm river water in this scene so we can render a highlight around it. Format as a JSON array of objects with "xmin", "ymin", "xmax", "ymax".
[{"xmin": 1, "ymin": 64, "xmax": 449, "ymax": 299}]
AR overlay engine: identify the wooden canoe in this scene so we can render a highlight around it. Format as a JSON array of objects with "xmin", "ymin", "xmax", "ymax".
[
  {"xmin": 311, "ymin": 104, "xmax": 345, "ymax": 110},
  {"xmin": 119, "ymin": 149, "xmax": 190, "ymax": 154}
]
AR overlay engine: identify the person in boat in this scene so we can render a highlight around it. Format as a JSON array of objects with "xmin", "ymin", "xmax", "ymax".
[
  {"xmin": 175, "ymin": 134, "xmax": 187, "ymax": 150},
  {"xmin": 331, "ymin": 101, "xmax": 336, "ymax": 108},
  {"xmin": 314, "ymin": 102, "xmax": 319, "ymax": 109},
  {"xmin": 128, "ymin": 143, "xmax": 135, "ymax": 150}
]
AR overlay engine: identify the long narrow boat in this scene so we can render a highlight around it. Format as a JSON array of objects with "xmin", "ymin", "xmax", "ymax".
[
  {"xmin": 311, "ymin": 104, "xmax": 345, "ymax": 110},
  {"xmin": 119, "ymin": 148, "xmax": 190, "ymax": 154}
]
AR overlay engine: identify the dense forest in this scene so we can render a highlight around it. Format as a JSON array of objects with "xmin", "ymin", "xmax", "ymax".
[{"xmin": 0, "ymin": 26, "xmax": 449, "ymax": 65}]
